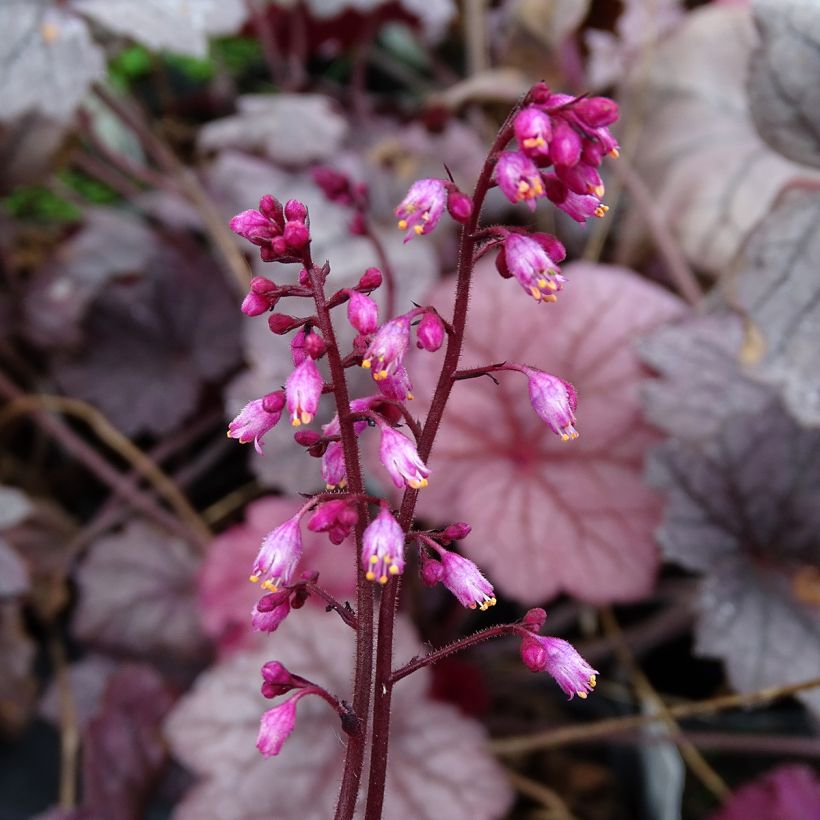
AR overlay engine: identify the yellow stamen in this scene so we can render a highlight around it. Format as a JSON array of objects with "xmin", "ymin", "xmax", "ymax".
[
  {"xmin": 366, "ymin": 570, "xmax": 375, "ymax": 581},
  {"xmin": 544, "ymin": 294, "xmax": 558, "ymax": 303},
  {"xmin": 419, "ymin": 478, "xmax": 428, "ymax": 488},
  {"xmin": 594, "ymin": 204, "xmax": 609, "ymax": 218},
  {"xmin": 609, "ymin": 147, "xmax": 620, "ymax": 158},
  {"xmin": 561, "ymin": 433, "xmax": 570, "ymax": 442},
  {"xmin": 407, "ymin": 393, "xmax": 414, "ymax": 400},
  {"xmin": 414, "ymin": 224, "xmax": 424, "ymax": 235},
  {"xmin": 545, "ymin": 279, "xmax": 558, "ymax": 291},
  {"xmin": 291, "ymin": 418, "xmax": 301, "ymax": 427},
  {"xmin": 362, "ymin": 359, "xmax": 372, "ymax": 369},
  {"xmin": 589, "ymin": 675, "xmax": 597, "ymax": 687},
  {"xmin": 379, "ymin": 575, "xmax": 388, "ymax": 584},
  {"xmin": 389, "ymin": 564, "xmax": 399, "ymax": 575},
  {"xmin": 370, "ymin": 555, "xmax": 379, "ymax": 564},
  {"xmin": 397, "ymin": 219, "xmax": 408, "ymax": 230},
  {"xmin": 261, "ymin": 580, "xmax": 278, "ymax": 592},
  {"xmin": 530, "ymin": 286, "xmax": 543, "ymax": 301},
  {"xmin": 249, "ymin": 574, "xmax": 260, "ymax": 583},
  {"xmin": 591, "ymin": 184, "xmax": 605, "ymax": 197},
  {"xmin": 489, "ymin": 597, "xmax": 497, "ymax": 606},
  {"xmin": 384, "ymin": 555, "xmax": 392, "ymax": 564},
  {"xmin": 577, "ymin": 691, "xmax": 588, "ymax": 699},
  {"xmin": 300, "ymin": 410, "xmax": 312, "ymax": 425},
  {"xmin": 537, "ymin": 278, "xmax": 548, "ymax": 289},
  {"xmin": 522, "ymin": 137, "xmax": 545, "ymax": 149}
]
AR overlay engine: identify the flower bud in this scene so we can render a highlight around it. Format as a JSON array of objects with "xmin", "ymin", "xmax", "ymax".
[
  {"xmin": 294, "ymin": 430, "xmax": 322, "ymax": 447},
  {"xmin": 242, "ymin": 291, "xmax": 271, "ymax": 316},
  {"xmin": 262, "ymin": 391, "xmax": 286, "ymax": 414},
  {"xmin": 549, "ymin": 120, "xmax": 582, "ymax": 168},
  {"xmin": 304, "ymin": 331, "xmax": 326, "ymax": 359},
  {"xmin": 259, "ymin": 195, "xmax": 284, "ymax": 224},
  {"xmin": 313, "ymin": 167, "xmax": 353, "ymax": 204},
  {"xmin": 284, "ymin": 199, "xmax": 308, "ymax": 222},
  {"xmin": 573, "ymin": 96, "xmax": 619, "ymax": 128},
  {"xmin": 308, "ymin": 499, "xmax": 359, "ymax": 545},
  {"xmin": 443, "ymin": 522, "xmax": 471, "ymax": 541},
  {"xmin": 358, "ymin": 267, "xmax": 382, "ymax": 290},
  {"xmin": 284, "ymin": 220, "xmax": 310, "ymax": 250},
  {"xmin": 347, "ymin": 290, "xmax": 379, "ymax": 335},
  {"xmin": 420, "ymin": 552, "xmax": 444, "ymax": 586},
  {"xmin": 521, "ymin": 607, "xmax": 547, "ymax": 633},
  {"xmin": 268, "ymin": 313, "xmax": 303, "ymax": 334},
  {"xmin": 260, "ymin": 660, "xmax": 302, "ymax": 698},
  {"xmin": 416, "ymin": 312, "xmax": 445, "ymax": 352},
  {"xmin": 447, "ymin": 189, "xmax": 473, "ymax": 224},
  {"xmin": 252, "ymin": 591, "xmax": 291, "ymax": 633}
]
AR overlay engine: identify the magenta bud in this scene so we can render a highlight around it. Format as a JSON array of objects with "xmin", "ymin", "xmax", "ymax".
[
  {"xmin": 443, "ymin": 522, "xmax": 471, "ymax": 541},
  {"xmin": 304, "ymin": 331, "xmax": 326, "ymax": 359},
  {"xmin": 259, "ymin": 195, "xmax": 284, "ymax": 224},
  {"xmin": 307, "ymin": 499, "xmax": 359, "ymax": 545},
  {"xmin": 284, "ymin": 199, "xmax": 308, "ymax": 222},
  {"xmin": 307, "ymin": 441, "xmax": 328, "ymax": 457},
  {"xmin": 252, "ymin": 591, "xmax": 291, "ymax": 633},
  {"xmin": 573, "ymin": 97, "xmax": 619, "ymax": 128},
  {"xmin": 250, "ymin": 276, "xmax": 277, "ymax": 294},
  {"xmin": 298, "ymin": 268, "xmax": 310, "ymax": 287},
  {"xmin": 347, "ymin": 290, "xmax": 379, "ymax": 335},
  {"xmin": 420, "ymin": 552, "xmax": 444, "ymax": 587},
  {"xmin": 268, "ymin": 313, "xmax": 302, "ymax": 334},
  {"xmin": 242, "ymin": 291, "xmax": 270, "ymax": 316},
  {"xmin": 313, "ymin": 167, "xmax": 353, "ymax": 204},
  {"xmin": 416, "ymin": 312, "xmax": 445, "ymax": 352},
  {"xmin": 528, "ymin": 82, "xmax": 552, "ymax": 105},
  {"xmin": 522, "ymin": 607, "xmax": 547, "ymax": 633},
  {"xmin": 549, "ymin": 121, "xmax": 583, "ymax": 168},
  {"xmin": 358, "ymin": 267, "xmax": 382, "ymax": 290},
  {"xmin": 447, "ymin": 190, "xmax": 473, "ymax": 223},
  {"xmin": 260, "ymin": 661, "xmax": 302, "ymax": 698},
  {"xmin": 284, "ymin": 220, "xmax": 310, "ymax": 250},
  {"xmin": 291, "ymin": 586, "xmax": 309, "ymax": 609},
  {"xmin": 271, "ymin": 236, "xmax": 288, "ymax": 256},
  {"xmin": 262, "ymin": 391, "xmax": 286, "ymax": 414},
  {"xmin": 294, "ymin": 430, "xmax": 321, "ymax": 447}
]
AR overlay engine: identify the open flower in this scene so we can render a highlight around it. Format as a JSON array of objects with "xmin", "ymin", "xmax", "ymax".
[
  {"xmin": 519, "ymin": 634, "xmax": 598, "ymax": 699},
  {"xmin": 361, "ymin": 315, "xmax": 411, "ymax": 381},
  {"xmin": 395, "ymin": 179, "xmax": 447, "ymax": 242},
  {"xmin": 495, "ymin": 151, "xmax": 545, "ymax": 211},
  {"xmin": 285, "ymin": 358, "xmax": 324, "ymax": 426},
  {"xmin": 361, "ymin": 505, "xmax": 405, "ymax": 584},
  {"xmin": 378, "ymin": 424, "xmax": 430, "ymax": 490},
  {"xmin": 437, "ymin": 548, "xmax": 496, "ymax": 611},
  {"xmin": 500, "ymin": 233, "xmax": 565, "ymax": 303},
  {"xmin": 522, "ymin": 368, "xmax": 579, "ymax": 441},
  {"xmin": 250, "ymin": 515, "xmax": 303, "ymax": 592},
  {"xmin": 257, "ymin": 690, "xmax": 313, "ymax": 757},
  {"xmin": 227, "ymin": 392, "xmax": 286, "ymax": 453}
]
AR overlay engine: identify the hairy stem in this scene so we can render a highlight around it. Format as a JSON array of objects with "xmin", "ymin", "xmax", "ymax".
[
  {"xmin": 304, "ymin": 262, "xmax": 374, "ymax": 820},
  {"xmin": 363, "ymin": 113, "xmax": 518, "ymax": 820}
]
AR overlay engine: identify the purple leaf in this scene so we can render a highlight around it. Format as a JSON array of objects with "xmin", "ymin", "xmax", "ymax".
[
  {"xmin": 73, "ymin": 520, "xmax": 207, "ymax": 659},
  {"xmin": 749, "ymin": 0, "xmax": 820, "ymax": 169},
  {"xmin": 0, "ymin": 3, "xmax": 104, "ymax": 123},
  {"xmin": 414, "ymin": 261, "xmax": 685, "ymax": 605},
  {"xmin": 72, "ymin": 0, "xmax": 249, "ymax": 59},
  {"xmin": 734, "ymin": 189, "xmax": 820, "ymax": 426},
  {"xmin": 166, "ymin": 608, "xmax": 513, "ymax": 820},
  {"xmin": 0, "ymin": 540, "xmax": 29, "ymax": 598},
  {"xmin": 39, "ymin": 655, "xmax": 117, "ymax": 731},
  {"xmin": 639, "ymin": 312, "xmax": 773, "ymax": 441},
  {"xmin": 624, "ymin": 4, "xmax": 820, "ymax": 275},
  {"xmin": 53, "ymin": 224, "xmax": 240, "ymax": 436},
  {"xmin": 712, "ymin": 764, "xmax": 820, "ymax": 820},
  {"xmin": 648, "ymin": 400, "xmax": 820, "ymax": 714},
  {"xmin": 199, "ymin": 95, "xmax": 349, "ymax": 166}
]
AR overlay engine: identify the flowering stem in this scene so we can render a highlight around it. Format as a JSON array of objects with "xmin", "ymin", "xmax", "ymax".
[
  {"xmin": 363, "ymin": 112, "xmax": 519, "ymax": 820},
  {"xmin": 361, "ymin": 220, "xmax": 397, "ymax": 320},
  {"xmin": 299, "ymin": 580, "xmax": 358, "ymax": 630},
  {"xmin": 304, "ymin": 260, "xmax": 374, "ymax": 820},
  {"xmin": 391, "ymin": 623, "xmax": 528, "ymax": 684}
]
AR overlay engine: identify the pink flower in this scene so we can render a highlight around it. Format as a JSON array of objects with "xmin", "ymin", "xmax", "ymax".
[
  {"xmin": 282, "ymin": 199, "xmax": 310, "ymax": 250},
  {"xmin": 416, "ymin": 312, "xmax": 445, "ymax": 352},
  {"xmin": 260, "ymin": 660, "xmax": 304, "ymax": 699},
  {"xmin": 573, "ymin": 97, "xmax": 619, "ymax": 129},
  {"xmin": 556, "ymin": 162, "xmax": 605, "ymax": 198},
  {"xmin": 251, "ymin": 590, "xmax": 291, "ymax": 633},
  {"xmin": 395, "ymin": 178, "xmax": 447, "ymax": 241},
  {"xmin": 322, "ymin": 441, "xmax": 347, "ymax": 490},
  {"xmin": 250, "ymin": 515, "xmax": 303, "ymax": 592},
  {"xmin": 285, "ymin": 358, "xmax": 324, "ymax": 426},
  {"xmin": 241, "ymin": 276, "xmax": 278, "ymax": 316},
  {"xmin": 361, "ymin": 505, "xmax": 405, "ymax": 584},
  {"xmin": 361, "ymin": 315, "xmax": 411, "ymax": 381},
  {"xmin": 227, "ymin": 392, "xmax": 286, "ymax": 454},
  {"xmin": 438, "ymin": 548, "xmax": 496, "ymax": 611},
  {"xmin": 523, "ymin": 367, "xmax": 579, "ymax": 441},
  {"xmin": 307, "ymin": 499, "xmax": 359, "ymax": 545},
  {"xmin": 376, "ymin": 364, "xmax": 414, "ymax": 402},
  {"xmin": 513, "ymin": 106, "xmax": 553, "ymax": 158},
  {"xmin": 347, "ymin": 290, "xmax": 379, "ymax": 334},
  {"xmin": 519, "ymin": 634, "xmax": 598, "ymax": 699},
  {"xmin": 500, "ymin": 233, "xmax": 565, "ymax": 303},
  {"xmin": 378, "ymin": 425, "xmax": 430, "ymax": 490},
  {"xmin": 257, "ymin": 690, "xmax": 311, "ymax": 757},
  {"xmin": 447, "ymin": 189, "xmax": 473, "ymax": 224},
  {"xmin": 548, "ymin": 119, "xmax": 582, "ymax": 168},
  {"xmin": 494, "ymin": 151, "xmax": 545, "ymax": 211},
  {"xmin": 230, "ymin": 196, "xmax": 300, "ymax": 262},
  {"xmin": 543, "ymin": 174, "xmax": 608, "ymax": 223}
]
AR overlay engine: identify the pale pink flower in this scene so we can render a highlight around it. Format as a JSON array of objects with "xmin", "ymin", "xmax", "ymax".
[{"xmin": 361, "ymin": 505, "xmax": 405, "ymax": 584}]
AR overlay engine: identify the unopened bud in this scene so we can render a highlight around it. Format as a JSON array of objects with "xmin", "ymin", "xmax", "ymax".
[
  {"xmin": 284, "ymin": 199, "xmax": 308, "ymax": 222},
  {"xmin": 416, "ymin": 312, "xmax": 445, "ymax": 352},
  {"xmin": 443, "ymin": 522, "xmax": 471, "ymax": 541},
  {"xmin": 447, "ymin": 189, "xmax": 473, "ymax": 223},
  {"xmin": 521, "ymin": 607, "xmax": 547, "ymax": 633},
  {"xmin": 304, "ymin": 331, "xmax": 326, "ymax": 359},
  {"xmin": 357, "ymin": 267, "xmax": 382, "ymax": 290},
  {"xmin": 294, "ymin": 430, "xmax": 322, "ymax": 446},
  {"xmin": 268, "ymin": 314, "xmax": 302, "ymax": 334}
]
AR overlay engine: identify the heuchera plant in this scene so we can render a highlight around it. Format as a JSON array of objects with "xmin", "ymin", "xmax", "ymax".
[{"xmin": 226, "ymin": 84, "xmax": 618, "ymax": 819}]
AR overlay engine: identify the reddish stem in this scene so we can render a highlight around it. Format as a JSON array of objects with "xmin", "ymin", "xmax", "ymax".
[
  {"xmin": 304, "ymin": 259, "xmax": 375, "ymax": 820},
  {"xmin": 363, "ymin": 114, "xmax": 518, "ymax": 820}
]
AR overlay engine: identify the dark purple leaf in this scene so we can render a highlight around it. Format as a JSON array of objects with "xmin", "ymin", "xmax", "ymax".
[
  {"xmin": 749, "ymin": 0, "xmax": 820, "ymax": 169},
  {"xmin": 53, "ymin": 224, "xmax": 240, "ymax": 436},
  {"xmin": 648, "ymin": 400, "xmax": 820, "ymax": 714},
  {"xmin": 712, "ymin": 764, "xmax": 820, "ymax": 820},
  {"xmin": 73, "ymin": 520, "xmax": 207, "ymax": 659},
  {"xmin": 0, "ymin": 2, "xmax": 104, "ymax": 123},
  {"xmin": 734, "ymin": 189, "xmax": 820, "ymax": 426}
]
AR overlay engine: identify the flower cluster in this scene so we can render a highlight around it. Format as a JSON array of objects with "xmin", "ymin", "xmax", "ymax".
[{"xmin": 223, "ymin": 83, "xmax": 615, "ymax": 772}]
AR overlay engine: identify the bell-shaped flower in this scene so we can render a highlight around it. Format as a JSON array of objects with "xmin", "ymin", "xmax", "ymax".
[
  {"xmin": 522, "ymin": 367, "xmax": 579, "ymax": 441},
  {"xmin": 494, "ymin": 151, "xmax": 545, "ymax": 211},
  {"xmin": 285, "ymin": 358, "xmax": 324, "ymax": 426},
  {"xmin": 378, "ymin": 424, "xmax": 430, "ymax": 490},
  {"xmin": 394, "ymin": 179, "xmax": 447, "ymax": 242},
  {"xmin": 361, "ymin": 505, "xmax": 405, "ymax": 584},
  {"xmin": 361, "ymin": 315, "xmax": 411, "ymax": 381},
  {"xmin": 519, "ymin": 634, "xmax": 598, "ymax": 700},
  {"xmin": 227, "ymin": 392, "xmax": 286, "ymax": 454},
  {"xmin": 250, "ymin": 515, "xmax": 303, "ymax": 592}
]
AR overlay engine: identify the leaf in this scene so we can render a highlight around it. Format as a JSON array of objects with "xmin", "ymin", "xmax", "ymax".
[
  {"xmin": 73, "ymin": 0, "xmax": 249, "ymax": 59},
  {"xmin": 647, "ymin": 400, "xmax": 820, "ymax": 714},
  {"xmin": 712, "ymin": 764, "xmax": 820, "ymax": 820},
  {"xmin": 748, "ymin": 0, "xmax": 820, "ymax": 169},
  {"xmin": 25, "ymin": 207, "xmax": 159, "ymax": 349},
  {"xmin": 414, "ymin": 262, "xmax": 685, "ymax": 605},
  {"xmin": 638, "ymin": 312, "xmax": 774, "ymax": 441},
  {"xmin": 0, "ymin": 485, "xmax": 34, "ymax": 529},
  {"xmin": 53, "ymin": 223, "xmax": 240, "ymax": 436},
  {"xmin": 73, "ymin": 519, "xmax": 207, "ymax": 659},
  {"xmin": 81, "ymin": 665, "xmax": 175, "ymax": 820},
  {"xmin": 0, "ymin": 602, "xmax": 37, "ymax": 733},
  {"xmin": 198, "ymin": 496, "xmax": 356, "ymax": 654},
  {"xmin": 212, "ymin": 152, "xmax": 437, "ymax": 493},
  {"xmin": 0, "ymin": 2, "xmax": 105, "ymax": 123},
  {"xmin": 166, "ymin": 607, "xmax": 513, "ymax": 820},
  {"xmin": 39, "ymin": 655, "xmax": 117, "ymax": 730},
  {"xmin": 626, "ymin": 5, "xmax": 820, "ymax": 276},
  {"xmin": 733, "ymin": 189, "xmax": 820, "ymax": 426},
  {"xmin": 199, "ymin": 95, "xmax": 349, "ymax": 166}
]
